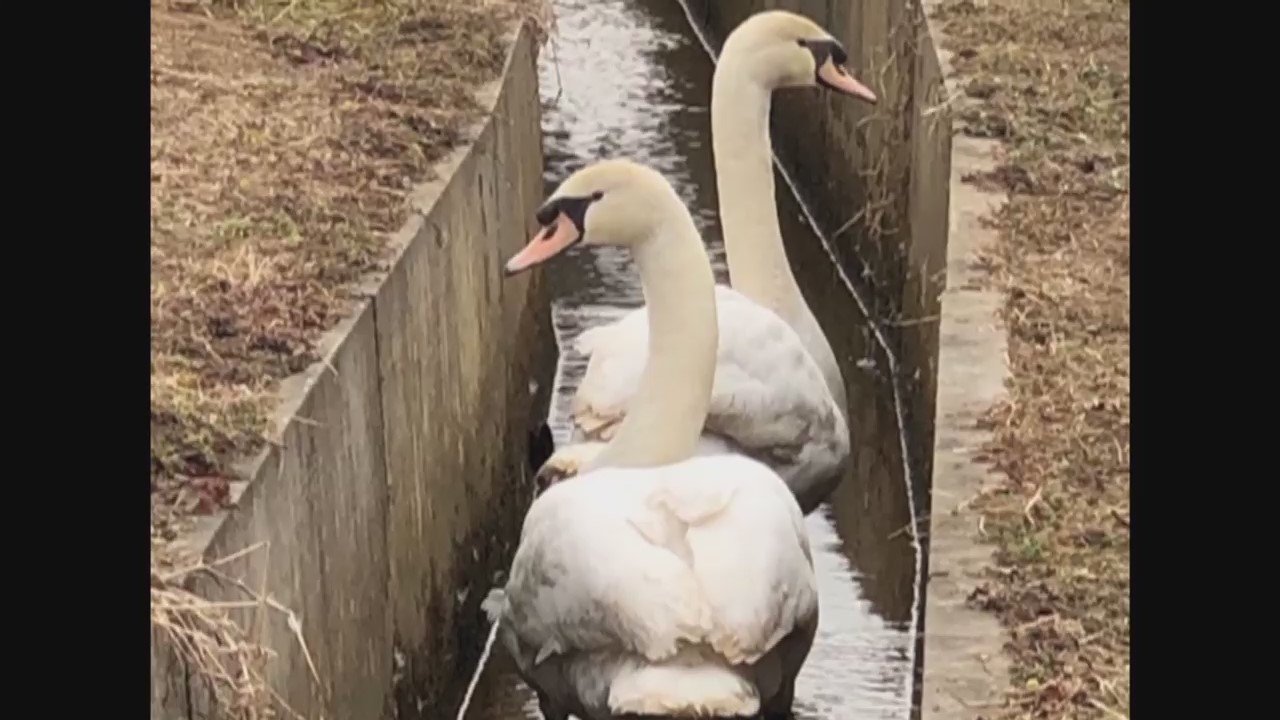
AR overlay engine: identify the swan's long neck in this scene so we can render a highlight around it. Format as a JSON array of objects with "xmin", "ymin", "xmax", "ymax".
[
  {"xmin": 588, "ymin": 213, "xmax": 718, "ymax": 470},
  {"xmin": 711, "ymin": 62, "xmax": 806, "ymax": 322},
  {"xmin": 712, "ymin": 58, "xmax": 851, "ymax": 419}
]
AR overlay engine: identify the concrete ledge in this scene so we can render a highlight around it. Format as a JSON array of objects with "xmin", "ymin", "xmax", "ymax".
[
  {"xmin": 918, "ymin": 1, "xmax": 1012, "ymax": 717},
  {"xmin": 151, "ymin": 20, "xmax": 554, "ymax": 720},
  {"xmin": 919, "ymin": 133, "xmax": 1011, "ymax": 718}
]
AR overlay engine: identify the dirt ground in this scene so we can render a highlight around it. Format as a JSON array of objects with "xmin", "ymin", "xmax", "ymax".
[
  {"xmin": 932, "ymin": 0, "xmax": 1129, "ymax": 718},
  {"xmin": 150, "ymin": 0, "xmax": 541, "ymax": 543}
]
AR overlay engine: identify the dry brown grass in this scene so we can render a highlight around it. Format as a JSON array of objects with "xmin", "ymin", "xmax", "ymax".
[
  {"xmin": 150, "ymin": 0, "xmax": 543, "ymax": 531},
  {"xmin": 931, "ymin": 0, "xmax": 1129, "ymax": 718},
  {"xmin": 150, "ymin": 1, "xmax": 545, "ymax": 715},
  {"xmin": 153, "ymin": 540, "xmax": 324, "ymax": 719}
]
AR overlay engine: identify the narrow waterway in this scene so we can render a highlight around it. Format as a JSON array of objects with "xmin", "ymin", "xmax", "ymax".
[{"xmin": 467, "ymin": 1, "xmax": 919, "ymax": 717}]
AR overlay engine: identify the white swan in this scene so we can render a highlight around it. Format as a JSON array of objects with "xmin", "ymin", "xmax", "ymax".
[
  {"xmin": 539, "ymin": 10, "xmax": 878, "ymax": 513},
  {"xmin": 489, "ymin": 159, "xmax": 819, "ymax": 720}
]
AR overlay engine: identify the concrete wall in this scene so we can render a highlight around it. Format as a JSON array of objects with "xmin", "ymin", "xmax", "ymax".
[
  {"xmin": 917, "ymin": 2, "xmax": 1012, "ymax": 717},
  {"xmin": 150, "ymin": 21, "xmax": 555, "ymax": 720}
]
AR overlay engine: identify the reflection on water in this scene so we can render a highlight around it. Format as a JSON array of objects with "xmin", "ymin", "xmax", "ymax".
[{"xmin": 467, "ymin": 1, "xmax": 915, "ymax": 717}]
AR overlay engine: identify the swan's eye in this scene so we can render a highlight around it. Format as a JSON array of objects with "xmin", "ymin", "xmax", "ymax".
[
  {"xmin": 830, "ymin": 42, "xmax": 849, "ymax": 66},
  {"xmin": 591, "ymin": 190, "xmax": 604, "ymax": 201},
  {"xmin": 798, "ymin": 38, "xmax": 848, "ymax": 68}
]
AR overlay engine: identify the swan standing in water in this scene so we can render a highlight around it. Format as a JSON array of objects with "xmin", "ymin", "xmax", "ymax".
[
  {"xmin": 486, "ymin": 159, "xmax": 819, "ymax": 720},
  {"xmin": 538, "ymin": 10, "xmax": 878, "ymax": 514}
]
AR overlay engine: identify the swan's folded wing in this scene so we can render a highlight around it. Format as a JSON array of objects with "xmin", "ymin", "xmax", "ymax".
[
  {"xmin": 639, "ymin": 456, "xmax": 820, "ymax": 666},
  {"xmin": 573, "ymin": 317, "xmax": 627, "ymax": 358},
  {"xmin": 502, "ymin": 460, "xmax": 816, "ymax": 670},
  {"xmin": 500, "ymin": 477, "xmax": 714, "ymax": 664},
  {"xmin": 572, "ymin": 287, "xmax": 846, "ymax": 460},
  {"xmin": 702, "ymin": 288, "xmax": 846, "ymax": 459},
  {"xmin": 571, "ymin": 309, "xmax": 648, "ymax": 439}
]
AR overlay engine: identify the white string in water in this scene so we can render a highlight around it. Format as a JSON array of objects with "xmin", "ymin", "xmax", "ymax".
[
  {"xmin": 674, "ymin": 1, "xmax": 927, "ymax": 710},
  {"xmin": 770, "ymin": 124, "xmax": 926, "ymax": 714},
  {"xmin": 455, "ymin": 619, "xmax": 502, "ymax": 720}
]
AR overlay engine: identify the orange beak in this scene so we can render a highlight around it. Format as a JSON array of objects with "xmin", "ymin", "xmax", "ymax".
[
  {"xmin": 504, "ymin": 213, "xmax": 582, "ymax": 276},
  {"xmin": 817, "ymin": 58, "xmax": 877, "ymax": 104}
]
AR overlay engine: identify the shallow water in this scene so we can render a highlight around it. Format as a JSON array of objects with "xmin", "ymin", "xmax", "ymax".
[{"xmin": 465, "ymin": 1, "xmax": 917, "ymax": 717}]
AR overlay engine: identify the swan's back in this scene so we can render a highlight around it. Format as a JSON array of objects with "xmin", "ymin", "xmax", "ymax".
[
  {"xmin": 571, "ymin": 285, "xmax": 851, "ymax": 511},
  {"xmin": 504, "ymin": 453, "xmax": 817, "ymax": 659}
]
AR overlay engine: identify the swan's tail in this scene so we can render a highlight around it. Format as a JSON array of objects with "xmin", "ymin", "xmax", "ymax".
[{"xmin": 607, "ymin": 657, "xmax": 759, "ymax": 718}]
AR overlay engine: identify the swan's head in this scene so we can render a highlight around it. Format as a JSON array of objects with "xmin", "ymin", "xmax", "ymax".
[
  {"xmin": 504, "ymin": 158, "xmax": 677, "ymax": 275},
  {"xmin": 722, "ymin": 10, "xmax": 877, "ymax": 104}
]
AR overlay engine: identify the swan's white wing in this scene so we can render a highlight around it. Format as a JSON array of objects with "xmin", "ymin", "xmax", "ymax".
[
  {"xmin": 497, "ymin": 455, "xmax": 818, "ymax": 669},
  {"xmin": 499, "ymin": 476, "xmax": 713, "ymax": 665},
  {"xmin": 701, "ymin": 288, "xmax": 846, "ymax": 456},
  {"xmin": 570, "ymin": 310, "xmax": 649, "ymax": 439},
  {"xmin": 637, "ymin": 455, "xmax": 819, "ymax": 665},
  {"xmin": 570, "ymin": 286, "xmax": 850, "ymax": 504}
]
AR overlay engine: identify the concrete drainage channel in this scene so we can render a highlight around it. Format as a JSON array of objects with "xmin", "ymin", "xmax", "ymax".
[
  {"xmin": 464, "ymin": 1, "xmax": 963, "ymax": 718},
  {"xmin": 152, "ymin": 2, "xmax": 1013, "ymax": 719}
]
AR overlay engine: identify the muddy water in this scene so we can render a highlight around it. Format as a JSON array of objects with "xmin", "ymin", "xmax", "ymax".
[{"xmin": 466, "ymin": 1, "xmax": 917, "ymax": 717}]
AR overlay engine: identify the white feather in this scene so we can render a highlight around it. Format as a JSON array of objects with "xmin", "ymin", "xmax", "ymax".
[
  {"xmin": 492, "ymin": 454, "xmax": 819, "ymax": 719},
  {"xmin": 571, "ymin": 284, "xmax": 851, "ymax": 513}
]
